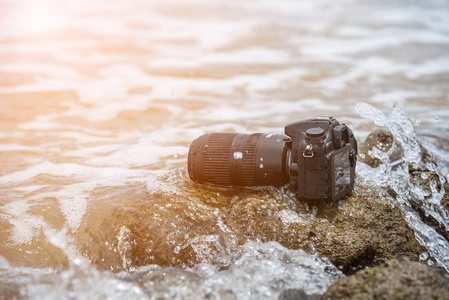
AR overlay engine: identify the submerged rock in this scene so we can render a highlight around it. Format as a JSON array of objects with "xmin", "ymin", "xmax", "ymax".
[{"xmin": 319, "ymin": 258, "xmax": 449, "ymax": 300}]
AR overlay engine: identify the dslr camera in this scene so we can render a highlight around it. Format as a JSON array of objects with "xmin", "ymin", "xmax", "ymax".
[{"xmin": 188, "ymin": 116, "xmax": 357, "ymax": 202}]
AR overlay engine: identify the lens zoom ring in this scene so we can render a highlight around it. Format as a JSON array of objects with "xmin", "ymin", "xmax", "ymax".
[{"xmin": 202, "ymin": 133, "xmax": 234, "ymax": 185}]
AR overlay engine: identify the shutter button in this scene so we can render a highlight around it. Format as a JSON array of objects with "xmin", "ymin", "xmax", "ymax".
[{"xmin": 306, "ymin": 127, "xmax": 325, "ymax": 137}]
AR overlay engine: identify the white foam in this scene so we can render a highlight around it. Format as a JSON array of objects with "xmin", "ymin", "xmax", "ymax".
[
  {"xmin": 203, "ymin": 97, "xmax": 339, "ymax": 122},
  {"xmin": 404, "ymin": 30, "xmax": 449, "ymax": 44},
  {"xmin": 0, "ymin": 144, "xmax": 41, "ymax": 152},
  {"xmin": 0, "ymin": 63, "xmax": 80, "ymax": 79},
  {"xmin": 19, "ymin": 120, "xmax": 61, "ymax": 130},
  {"xmin": 64, "ymin": 144, "xmax": 126, "ymax": 157},
  {"xmin": 149, "ymin": 47, "xmax": 292, "ymax": 68},
  {"xmin": 277, "ymin": 209, "xmax": 306, "ymax": 225},
  {"xmin": 11, "ymin": 185, "xmax": 47, "ymax": 193},
  {"xmin": 188, "ymin": 241, "xmax": 343, "ymax": 298},
  {"xmin": 87, "ymin": 145, "xmax": 187, "ymax": 168},
  {"xmin": 0, "ymin": 161, "xmax": 151, "ymax": 185},
  {"xmin": 54, "ymin": 185, "xmax": 89, "ymax": 231},
  {"xmin": 407, "ymin": 56, "xmax": 449, "ymax": 79},
  {"xmin": 335, "ymin": 25, "xmax": 375, "ymax": 37},
  {"xmin": 370, "ymin": 90, "xmax": 433, "ymax": 104},
  {"xmin": 1, "ymin": 199, "xmax": 47, "ymax": 244}
]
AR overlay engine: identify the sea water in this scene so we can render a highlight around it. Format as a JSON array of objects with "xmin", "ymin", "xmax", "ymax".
[{"xmin": 1, "ymin": 0, "xmax": 448, "ymax": 298}]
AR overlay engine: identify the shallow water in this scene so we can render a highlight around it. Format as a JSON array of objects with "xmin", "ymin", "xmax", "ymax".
[{"xmin": 1, "ymin": 0, "xmax": 449, "ymax": 298}]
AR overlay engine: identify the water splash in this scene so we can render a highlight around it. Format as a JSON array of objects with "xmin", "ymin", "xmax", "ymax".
[
  {"xmin": 355, "ymin": 102, "xmax": 449, "ymax": 272},
  {"xmin": 116, "ymin": 241, "xmax": 343, "ymax": 299},
  {"xmin": 0, "ymin": 227, "xmax": 342, "ymax": 299},
  {"xmin": 0, "ymin": 228, "xmax": 146, "ymax": 299}
]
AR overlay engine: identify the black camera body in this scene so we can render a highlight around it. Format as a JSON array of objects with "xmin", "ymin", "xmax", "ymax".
[
  {"xmin": 188, "ymin": 116, "xmax": 357, "ymax": 202},
  {"xmin": 285, "ymin": 116, "xmax": 357, "ymax": 201}
]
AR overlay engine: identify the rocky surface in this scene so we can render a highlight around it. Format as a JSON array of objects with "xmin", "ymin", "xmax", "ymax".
[
  {"xmin": 359, "ymin": 128, "xmax": 449, "ymax": 256},
  {"xmin": 315, "ymin": 127, "xmax": 449, "ymax": 299},
  {"xmin": 319, "ymin": 258, "xmax": 449, "ymax": 300},
  {"xmin": 310, "ymin": 188, "xmax": 425, "ymax": 275},
  {"xmin": 75, "ymin": 126, "xmax": 447, "ymax": 300},
  {"xmin": 77, "ymin": 173, "xmax": 425, "ymax": 275}
]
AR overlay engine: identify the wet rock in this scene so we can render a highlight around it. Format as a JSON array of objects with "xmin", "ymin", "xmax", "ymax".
[
  {"xmin": 356, "ymin": 126, "xmax": 449, "ymax": 270},
  {"xmin": 442, "ymin": 184, "xmax": 449, "ymax": 211},
  {"xmin": 278, "ymin": 288, "xmax": 311, "ymax": 300},
  {"xmin": 78, "ymin": 172, "xmax": 425, "ymax": 276},
  {"xmin": 393, "ymin": 127, "xmax": 449, "ymax": 249},
  {"xmin": 76, "ymin": 129, "xmax": 439, "ymax": 275},
  {"xmin": 319, "ymin": 258, "xmax": 449, "ymax": 300},
  {"xmin": 408, "ymin": 169, "xmax": 449, "ymax": 242},
  {"xmin": 78, "ymin": 194, "xmax": 226, "ymax": 271},
  {"xmin": 310, "ymin": 188, "xmax": 425, "ymax": 275}
]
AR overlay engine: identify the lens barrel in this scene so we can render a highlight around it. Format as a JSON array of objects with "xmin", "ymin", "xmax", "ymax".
[{"xmin": 188, "ymin": 133, "xmax": 290, "ymax": 187}]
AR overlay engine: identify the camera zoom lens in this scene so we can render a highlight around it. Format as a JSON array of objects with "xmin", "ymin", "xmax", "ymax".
[{"xmin": 188, "ymin": 133, "xmax": 290, "ymax": 187}]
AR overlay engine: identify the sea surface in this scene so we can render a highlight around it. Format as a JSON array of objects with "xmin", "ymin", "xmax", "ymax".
[{"xmin": 1, "ymin": 0, "xmax": 449, "ymax": 298}]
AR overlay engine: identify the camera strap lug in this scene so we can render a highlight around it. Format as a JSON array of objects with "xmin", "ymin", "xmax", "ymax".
[{"xmin": 303, "ymin": 144, "xmax": 314, "ymax": 158}]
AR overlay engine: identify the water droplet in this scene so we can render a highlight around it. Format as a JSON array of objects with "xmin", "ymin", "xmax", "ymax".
[
  {"xmin": 174, "ymin": 246, "xmax": 180, "ymax": 254},
  {"xmin": 233, "ymin": 151, "xmax": 243, "ymax": 160},
  {"xmin": 419, "ymin": 252, "xmax": 429, "ymax": 261},
  {"xmin": 434, "ymin": 116, "xmax": 439, "ymax": 121},
  {"xmin": 260, "ymin": 157, "xmax": 263, "ymax": 162},
  {"xmin": 259, "ymin": 164, "xmax": 264, "ymax": 169}
]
